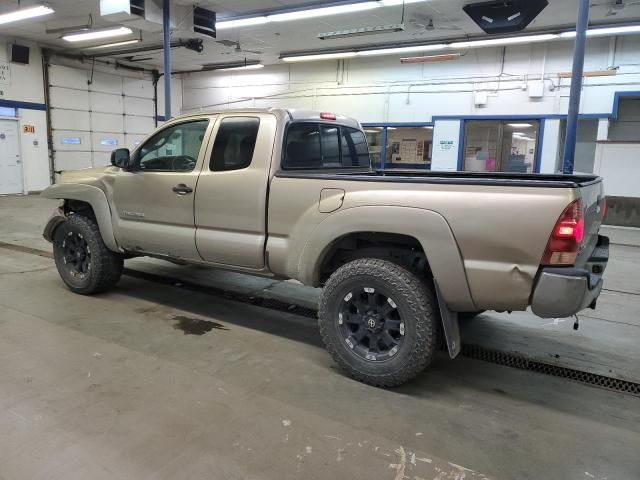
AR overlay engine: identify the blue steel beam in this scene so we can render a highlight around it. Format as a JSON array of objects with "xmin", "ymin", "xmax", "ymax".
[
  {"xmin": 163, "ymin": 0, "xmax": 172, "ymax": 120},
  {"xmin": 563, "ymin": 0, "xmax": 590, "ymax": 174}
]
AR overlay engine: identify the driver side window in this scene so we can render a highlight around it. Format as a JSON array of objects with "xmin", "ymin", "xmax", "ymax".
[{"xmin": 137, "ymin": 120, "xmax": 209, "ymax": 172}]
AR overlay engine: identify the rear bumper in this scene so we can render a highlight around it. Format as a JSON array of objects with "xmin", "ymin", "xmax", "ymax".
[{"xmin": 531, "ymin": 235, "xmax": 609, "ymax": 318}]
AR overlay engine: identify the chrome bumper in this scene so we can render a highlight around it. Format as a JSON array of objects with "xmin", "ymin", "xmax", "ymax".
[{"xmin": 531, "ymin": 235, "xmax": 609, "ymax": 318}]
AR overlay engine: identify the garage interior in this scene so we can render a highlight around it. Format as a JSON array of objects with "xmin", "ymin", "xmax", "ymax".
[{"xmin": 1, "ymin": 0, "xmax": 640, "ymax": 479}]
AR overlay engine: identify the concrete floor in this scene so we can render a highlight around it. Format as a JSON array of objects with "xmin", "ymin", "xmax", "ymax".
[{"xmin": 0, "ymin": 195, "xmax": 639, "ymax": 480}]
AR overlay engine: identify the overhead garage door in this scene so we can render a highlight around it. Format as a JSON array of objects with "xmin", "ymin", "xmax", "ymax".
[{"xmin": 48, "ymin": 65, "xmax": 156, "ymax": 174}]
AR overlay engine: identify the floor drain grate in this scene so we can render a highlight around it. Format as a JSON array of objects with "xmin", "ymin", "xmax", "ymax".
[
  {"xmin": 461, "ymin": 344, "xmax": 640, "ymax": 396},
  {"xmin": 1, "ymin": 241, "xmax": 638, "ymax": 396}
]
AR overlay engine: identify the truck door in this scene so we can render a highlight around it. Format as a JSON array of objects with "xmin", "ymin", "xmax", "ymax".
[
  {"xmin": 110, "ymin": 117, "xmax": 214, "ymax": 259},
  {"xmin": 194, "ymin": 113, "xmax": 277, "ymax": 269}
]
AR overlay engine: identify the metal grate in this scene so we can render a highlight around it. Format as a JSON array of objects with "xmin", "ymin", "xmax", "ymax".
[
  {"xmin": 461, "ymin": 344, "xmax": 640, "ymax": 396},
  {"xmin": 1, "ymin": 241, "xmax": 639, "ymax": 396}
]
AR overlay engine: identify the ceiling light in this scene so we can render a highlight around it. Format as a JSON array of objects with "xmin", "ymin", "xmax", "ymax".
[
  {"xmin": 380, "ymin": 0, "xmax": 429, "ymax": 5},
  {"xmin": 216, "ymin": 16, "xmax": 268, "ymax": 29},
  {"xmin": 224, "ymin": 64, "xmax": 264, "ymax": 71},
  {"xmin": 84, "ymin": 39, "xmax": 140, "ymax": 50},
  {"xmin": 450, "ymin": 33, "xmax": 558, "ymax": 49},
  {"xmin": 560, "ymin": 25, "xmax": 640, "ymax": 38},
  {"xmin": 318, "ymin": 24, "xmax": 405, "ymax": 40},
  {"xmin": 269, "ymin": 2, "xmax": 379, "ymax": 22},
  {"xmin": 63, "ymin": 26, "xmax": 133, "ymax": 42},
  {"xmin": 0, "ymin": 4, "xmax": 54, "ymax": 25},
  {"xmin": 401, "ymin": 53, "xmax": 461, "ymax": 63},
  {"xmin": 282, "ymin": 51, "xmax": 357, "ymax": 62},
  {"xmin": 508, "ymin": 123, "xmax": 533, "ymax": 128},
  {"xmin": 423, "ymin": 126, "xmax": 434, "ymax": 129},
  {"xmin": 359, "ymin": 44, "xmax": 447, "ymax": 56}
]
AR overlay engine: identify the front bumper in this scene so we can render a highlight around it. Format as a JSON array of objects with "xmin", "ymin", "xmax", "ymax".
[{"xmin": 531, "ymin": 235, "xmax": 609, "ymax": 318}]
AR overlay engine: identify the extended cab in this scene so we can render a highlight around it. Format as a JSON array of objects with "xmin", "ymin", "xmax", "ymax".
[{"xmin": 42, "ymin": 108, "xmax": 609, "ymax": 387}]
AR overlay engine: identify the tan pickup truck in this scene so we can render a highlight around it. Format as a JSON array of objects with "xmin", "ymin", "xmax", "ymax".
[{"xmin": 42, "ymin": 108, "xmax": 609, "ymax": 387}]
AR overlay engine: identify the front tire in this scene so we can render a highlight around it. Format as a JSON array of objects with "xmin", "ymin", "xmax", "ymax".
[
  {"xmin": 319, "ymin": 258, "xmax": 439, "ymax": 387},
  {"xmin": 53, "ymin": 214, "xmax": 123, "ymax": 295}
]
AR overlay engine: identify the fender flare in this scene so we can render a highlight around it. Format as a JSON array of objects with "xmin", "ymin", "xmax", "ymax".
[
  {"xmin": 41, "ymin": 184, "xmax": 121, "ymax": 252},
  {"xmin": 298, "ymin": 205, "xmax": 476, "ymax": 312}
]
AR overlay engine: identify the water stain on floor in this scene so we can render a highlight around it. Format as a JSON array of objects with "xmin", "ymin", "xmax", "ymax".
[{"xmin": 171, "ymin": 315, "xmax": 229, "ymax": 335}]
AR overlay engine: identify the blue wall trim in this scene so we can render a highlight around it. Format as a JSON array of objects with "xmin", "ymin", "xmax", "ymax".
[
  {"xmin": 535, "ymin": 119, "xmax": 545, "ymax": 174},
  {"xmin": 457, "ymin": 120, "xmax": 465, "ymax": 171},
  {"xmin": 0, "ymin": 99, "xmax": 47, "ymax": 111},
  {"xmin": 361, "ymin": 122, "xmax": 434, "ymax": 127},
  {"xmin": 156, "ymin": 115, "xmax": 167, "ymax": 122},
  {"xmin": 380, "ymin": 126, "xmax": 388, "ymax": 170}
]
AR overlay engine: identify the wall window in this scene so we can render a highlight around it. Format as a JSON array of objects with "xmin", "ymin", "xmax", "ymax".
[
  {"xmin": 0, "ymin": 107, "xmax": 17, "ymax": 117},
  {"xmin": 364, "ymin": 128, "xmax": 383, "ymax": 168},
  {"xmin": 211, "ymin": 117, "xmax": 260, "ymax": 171},
  {"xmin": 463, "ymin": 120, "xmax": 540, "ymax": 173},
  {"xmin": 137, "ymin": 120, "xmax": 209, "ymax": 171},
  {"xmin": 385, "ymin": 127, "xmax": 433, "ymax": 169},
  {"xmin": 609, "ymin": 97, "xmax": 640, "ymax": 141},
  {"xmin": 283, "ymin": 123, "xmax": 370, "ymax": 169}
]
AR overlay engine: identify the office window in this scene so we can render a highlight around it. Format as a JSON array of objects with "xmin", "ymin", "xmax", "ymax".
[{"xmin": 463, "ymin": 120, "xmax": 540, "ymax": 173}]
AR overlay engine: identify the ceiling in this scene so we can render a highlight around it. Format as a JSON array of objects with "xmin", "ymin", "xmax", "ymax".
[{"xmin": 1, "ymin": 0, "xmax": 640, "ymax": 71}]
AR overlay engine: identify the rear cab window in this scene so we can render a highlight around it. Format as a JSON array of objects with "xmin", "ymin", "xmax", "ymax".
[{"xmin": 283, "ymin": 122, "xmax": 370, "ymax": 170}]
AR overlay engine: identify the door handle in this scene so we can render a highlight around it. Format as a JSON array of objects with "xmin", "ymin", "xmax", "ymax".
[{"xmin": 172, "ymin": 183, "xmax": 193, "ymax": 195}]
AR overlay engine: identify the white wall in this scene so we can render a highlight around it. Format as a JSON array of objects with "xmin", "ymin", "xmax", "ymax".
[
  {"xmin": 181, "ymin": 35, "xmax": 640, "ymax": 177},
  {"xmin": 0, "ymin": 37, "xmax": 49, "ymax": 192}
]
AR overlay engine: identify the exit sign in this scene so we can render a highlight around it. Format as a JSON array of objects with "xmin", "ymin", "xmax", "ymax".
[{"xmin": 23, "ymin": 125, "xmax": 35, "ymax": 133}]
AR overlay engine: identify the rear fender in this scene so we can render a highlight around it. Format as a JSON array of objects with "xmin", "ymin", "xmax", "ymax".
[
  {"xmin": 298, "ymin": 205, "xmax": 476, "ymax": 312},
  {"xmin": 41, "ymin": 184, "xmax": 120, "ymax": 252}
]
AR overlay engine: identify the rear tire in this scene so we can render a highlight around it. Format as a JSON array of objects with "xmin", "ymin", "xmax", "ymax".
[
  {"xmin": 53, "ymin": 214, "xmax": 123, "ymax": 295},
  {"xmin": 319, "ymin": 258, "xmax": 439, "ymax": 387}
]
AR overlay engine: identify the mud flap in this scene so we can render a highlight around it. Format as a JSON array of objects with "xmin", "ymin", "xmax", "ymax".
[{"xmin": 435, "ymin": 281, "xmax": 461, "ymax": 359}]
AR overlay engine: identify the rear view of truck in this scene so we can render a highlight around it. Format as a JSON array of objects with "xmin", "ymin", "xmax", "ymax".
[{"xmin": 531, "ymin": 179, "xmax": 608, "ymax": 318}]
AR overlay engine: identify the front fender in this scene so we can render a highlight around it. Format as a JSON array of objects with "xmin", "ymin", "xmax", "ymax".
[
  {"xmin": 41, "ymin": 184, "xmax": 120, "ymax": 252},
  {"xmin": 297, "ymin": 205, "xmax": 476, "ymax": 312}
]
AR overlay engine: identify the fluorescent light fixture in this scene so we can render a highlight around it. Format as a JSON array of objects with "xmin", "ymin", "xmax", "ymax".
[
  {"xmin": 401, "ymin": 53, "xmax": 461, "ymax": 63},
  {"xmin": 508, "ymin": 123, "xmax": 533, "ymax": 128},
  {"xmin": 269, "ymin": 2, "xmax": 379, "ymax": 22},
  {"xmin": 365, "ymin": 129, "xmax": 382, "ymax": 133},
  {"xmin": 282, "ymin": 51, "xmax": 358, "ymax": 62},
  {"xmin": 560, "ymin": 25, "xmax": 640, "ymax": 38},
  {"xmin": 423, "ymin": 126, "xmax": 434, "ymax": 129},
  {"xmin": 386, "ymin": 127, "xmax": 397, "ymax": 130},
  {"xmin": 359, "ymin": 44, "xmax": 447, "ymax": 56},
  {"xmin": 216, "ymin": 16, "xmax": 268, "ymax": 29},
  {"xmin": 84, "ymin": 39, "xmax": 140, "ymax": 50},
  {"xmin": 225, "ymin": 63, "xmax": 264, "ymax": 71},
  {"xmin": 318, "ymin": 24, "xmax": 405, "ymax": 40},
  {"xmin": 63, "ymin": 26, "xmax": 133, "ymax": 42},
  {"xmin": 451, "ymin": 33, "xmax": 558, "ymax": 49},
  {"xmin": 0, "ymin": 4, "xmax": 54, "ymax": 25},
  {"xmin": 380, "ymin": 0, "xmax": 429, "ymax": 5}
]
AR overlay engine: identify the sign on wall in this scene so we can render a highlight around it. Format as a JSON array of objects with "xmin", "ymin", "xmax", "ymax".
[
  {"xmin": 23, "ymin": 125, "xmax": 35, "ymax": 133},
  {"xmin": 0, "ymin": 62, "xmax": 10, "ymax": 85}
]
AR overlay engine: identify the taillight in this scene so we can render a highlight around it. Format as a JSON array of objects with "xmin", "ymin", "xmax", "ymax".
[{"xmin": 541, "ymin": 200, "xmax": 584, "ymax": 266}]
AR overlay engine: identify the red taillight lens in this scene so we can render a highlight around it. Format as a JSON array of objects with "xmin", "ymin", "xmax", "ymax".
[
  {"xmin": 542, "ymin": 200, "xmax": 584, "ymax": 266},
  {"xmin": 320, "ymin": 112, "xmax": 337, "ymax": 120}
]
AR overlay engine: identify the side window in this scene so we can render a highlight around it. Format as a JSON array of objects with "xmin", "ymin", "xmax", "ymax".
[
  {"xmin": 210, "ymin": 117, "xmax": 260, "ymax": 171},
  {"xmin": 341, "ymin": 127, "xmax": 370, "ymax": 167},
  {"xmin": 138, "ymin": 120, "xmax": 208, "ymax": 172}
]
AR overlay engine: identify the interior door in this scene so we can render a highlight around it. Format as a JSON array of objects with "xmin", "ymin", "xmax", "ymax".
[
  {"xmin": 0, "ymin": 120, "xmax": 23, "ymax": 195},
  {"xmin": 110, "ymin": 117, "xmax": 214, "ymax": 259},
  {"xmin": 194, "ymin": 113, "xmax": 277, "ymax": 269}
]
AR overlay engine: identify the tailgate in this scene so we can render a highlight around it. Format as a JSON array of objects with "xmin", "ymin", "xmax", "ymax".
[{"xmin": 576, "ymin": 178, "xmax": 606, "ymax": 267}]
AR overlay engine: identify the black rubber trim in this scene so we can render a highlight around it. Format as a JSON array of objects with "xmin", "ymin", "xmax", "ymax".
[{"xmin": 274, "ymin": 170, "xmax": 602, "ymax": 188}]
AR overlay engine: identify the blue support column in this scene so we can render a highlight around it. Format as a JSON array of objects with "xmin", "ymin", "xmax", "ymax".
[
  {"xmin": 562, "ymin": 0, "xmax": 590, "ymax": 174},
  {"xmin": 163, "ymin": 0, "xmax": 172, "ymax": 120},
  {"xmin": 380, "ymin": 127, "xmax": 388, "ymax": 171}
]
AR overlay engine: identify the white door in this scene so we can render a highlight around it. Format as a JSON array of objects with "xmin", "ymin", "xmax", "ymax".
[{"xmin": 0, "ymin": 120, "xmax": 23, "ymax": 195}]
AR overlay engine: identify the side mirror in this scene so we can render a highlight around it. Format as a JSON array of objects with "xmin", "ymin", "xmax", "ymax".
[{"xmin": 111, "ymin": 148, "xmax": 131, "ymax": 169}]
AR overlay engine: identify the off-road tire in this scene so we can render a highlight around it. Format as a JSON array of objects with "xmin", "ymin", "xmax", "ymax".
[
  {"xmin": 53, "ymin": 214, "xmax": 123, "ymax": 295},
  {"xmin": 319, "ymin": 258, "xmax": 439, "ymax": 387}
]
